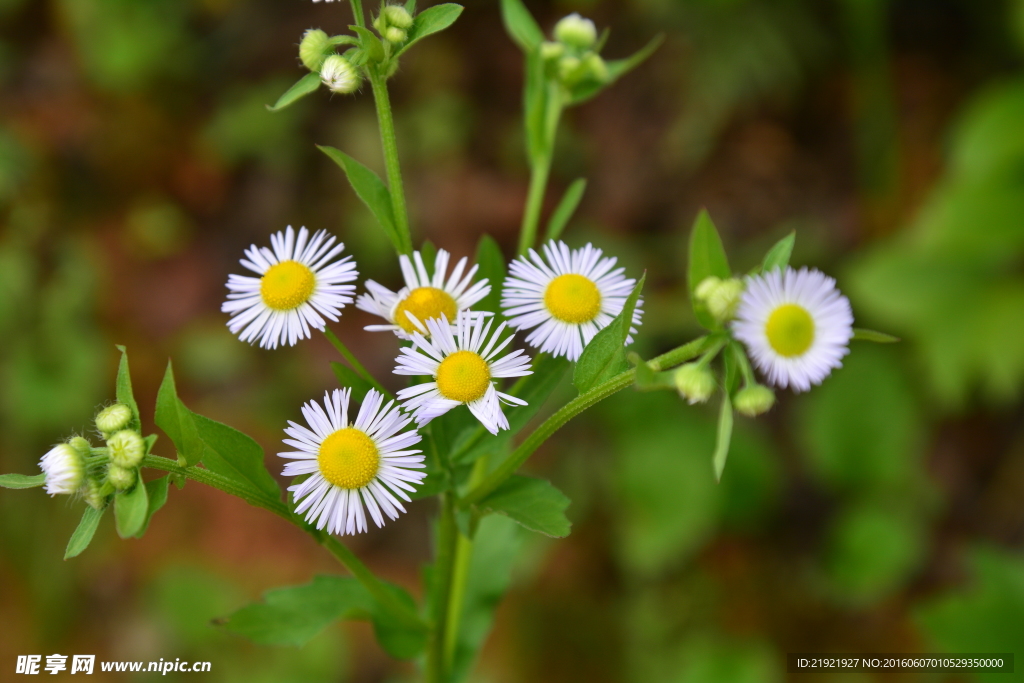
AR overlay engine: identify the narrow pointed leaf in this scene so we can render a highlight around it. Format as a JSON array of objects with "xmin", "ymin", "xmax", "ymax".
[
  {"xmin": 478, "ymin": 475, "xmax": 571, "ymax": 538},
  {"xmin": 331, "ymin": 362, "xmax": 374, "ymax": 404},
  {"xmin": 114, "ymin": 476, "xmax": 149, "ymax": 539},
  {"xmin": 396, "ymin": 3, "xmax": 464, "ymax": 56},
  {"xmin": 266, "ymin": 73, "xmax": 321, "ymax": 112},
  {"xmin": 568, "ymin": 34, "xmax": 664, "ymax": 105},
  {"xmin": 65, "ymin": 506, "xmax": 105, "ymax": 560},
  {"xmin": 134, "ymin": 475, "xmax": 170, "ymax": 538},
  {"xmin": 0, "ymin": 473, "xmax": 46, "ymax": 489},
  {"xmin": 474, "ymin": 234, "xmax": 506, "ymax": 316},
  {"xmin": 545, "ymin": 178, "xmax": 587, "ymax": 243},
  {"xmin": 500, "ymin": 0, "xmax": 543, "ymax": 52},
  {"xmin": 317, "ymin": 145, "xmax": 402, "ymax": 252},
  {"xmin": 193, "ymin": 413, "xmax": 281, "ymax": 499},
  {"xmin": 114, "ymin": 345, "xmax": 141, "ymax": 430},
  {"xmin": 713, "ymin": 394, "xmax": 734, "ymax": 482},
  {"xmin": 351, "ymin": 26, "xmax": 385, "ymax": 62},
  {"xmin": 760, "ymin": 231, "xmax": 795, "ymax": 273},
  {"xmin": 573, "ymin": 274, "xmax": 645, "ymax": 393},
  {"xmin": 687, "ymin": 210, "xmax": 731, "ymax": 330},
  {"xmin": 155, "ymin": 361, "xmax": 204, "ymax": 467},
  {"xmin": 852, "ymin": 328, "xmax": 900, "ymax": 343}
]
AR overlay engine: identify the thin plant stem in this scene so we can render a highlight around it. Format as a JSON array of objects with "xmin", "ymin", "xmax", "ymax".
[
  {"xmin": 442, "ymin": 456, "xmax": 488, "ymax": 666},
  {"xmin": 517, "ymin": 153, "xmax": 552, "ymax": 255},
  {"xmin": 426, "ymin": 491, "xmax": 459, "ymax": 683},
  {"xmin": 349, "ymin": 0, "xmax": 365, "ymax": 27},
  {"xmin": 459, "ymin": 335, "xmax": 715, "ymax": 507},
  {"xmin": 368, "ymin": 67, "xmax": 413, "ymax": 255},
  {"xmin": 323, "ymin": 329, "xmax": 393, "ymax": 399}
]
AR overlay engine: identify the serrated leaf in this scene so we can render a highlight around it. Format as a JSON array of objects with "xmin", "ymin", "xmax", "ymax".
[
  {"xmin": 759, "ymin": 231, "xmax": 795, "ymax": 273},
  {"xmin": 545, "ymin": 178, "xmax": 586, "ymax": 243},
  {"xmin": 134, "ymin": 475, "xmax": 170, "ymax": 538},
  {"xmin": 0, "ymin": 473, "xmax": 46, "ymax": 489},
  {"xmin": 317, "ymin": 145, "xmax": 403, "ymax": 253},
  {"xmin": 114, "ymin": 345, "xmax": 141, "ymax": 430},
  {"xmin": 396, "ymin": 3, "xmax": 464, "ymax": 57},
  {"xmin": 474, "ymin": 234, "xmax": 506, "ymax": 316},
  {"xmin": 193, "ymin": 413, "xmax": 281, "ymax": 499},
  {"xmin": 478, "ymin": 475, "xmax": 571, "ymax": 537},
  {"xmin": 351, "ymin": 25, "xmax": 385, "ymax": 62},
  {"xmin": 114, "ymin": 475, "xmax": 149, "ymax": 539},
  {"xmin": 852, "ymin": 327, "xmax": 900, "ymax": 343},
  {"xmin": 687, "ymin": 211, "xmax": 731, "ymax": 330},
  {"xmin": 568, "ymin": 34, "xmax": 664, "ymax": 105},
  {"xmin": 266, "ymin": 73, "xmax": 321, "ymax": 113},
  {"xmin": 573, "ymin": 274, "xmax": 645, "ymax": 393},
  {"xmin": 500, "ymin": 0, "xmax": 543, "ymax": 52},
  {"xmin": 330, "ymin": 362, "xmax": 374, "ymax": 404},
  {"xmin": 65, "ymin": 506, "xmax": 105, "ymax": 560},
  {"xmin": 713, "ymin": 394, "xmax": 734, "ymax": 482},
  {"xmin": 155, "ymin": 361, "xmax": 204, "ymax": 467}
]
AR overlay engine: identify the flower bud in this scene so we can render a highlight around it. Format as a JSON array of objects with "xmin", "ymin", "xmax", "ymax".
[
  {"xmin": 299, "ymin": 28, "xmax": 332, "ymax": 71},
  {"xmin": 107, "ymin": 465, "xmax": 136, "ymax": 492},
  {"xmin": 695, "ymin": 276, "xmax": 744, "ymax": 322},
  {"xmin": 382, "ymin": 5, "xmax": 414, "ymax": 29},
  {"xmin": 320, "ymin": 55, "xmax": 361, "ymax": 94},
  {"xmin": 96, "ymin": 403, "xmax": 132, "ymax": 436},
  {"xmin": 674, "ymin": 363, "xmax": 716, "ymax": 404},
  {"xmin": 540, "ymin": 41, "xmax": 565, "ymax": 61},
  {"xmin": 734, "ymin": 384, "xmax": 776, "ymax": 417},
  {"xmin": 555, "ymin": 13, "xmax": 597, "ymax": 50},
  {"xmin": 83, "ymin": 479, "xmax": 108, "ymax": 510},
  {"xmin": 107, "ymin": 430, "xmax": 145, "ymax": 469},
  {"xmin": 384, "ymin": 26, "xmax": 407, "ymax": 44},
  {"xmin": 694, "ymin": 276, "xmax": 722, "ymax": 301},
  {"xmin": 39, "ymin": 444, "xmax": 85, "ymax": 496},
  {"xmin": 68, "ymin": 436, "xmax": 93, "ymax": 460},
  {"xmin": 583, "ymin": 52, "xmax": 609, "ymax": 82},
  {"xmin": 558, "ymin": 56, "xmax": 582, "ymax": 84}
]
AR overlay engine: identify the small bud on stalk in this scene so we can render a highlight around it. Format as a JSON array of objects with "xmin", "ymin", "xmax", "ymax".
[
  {"xmin": 299, "ymin": 28, "xmax": 332, "ymax": 71},
  {"xmin": 674, "ymin": 363, "xmax": 716, "ymax": 404},
  {"xmin": 555, "ymin": 13, "xmax": 597, "ymax": 50},
  {"xmin": 734, "ymin": 384, "xmax": 776, "ymax": 417},
  {"xmin": 107, "ymin": 465, "xmax": 137, "ymax": 492},
  {"xmin": 320, "ymin": 55, "xmax": 361, "ymax": 94},
  {"xmin": 107, "ymin": 430, "xmax": 145, "ymax": 469},
  {"xmin": 382, "ymin": 5, "xmax": 413, "ymax": 29},
  {"xmin": 96, "ymin": 403, "xmax": 132, "ymax": 436}
]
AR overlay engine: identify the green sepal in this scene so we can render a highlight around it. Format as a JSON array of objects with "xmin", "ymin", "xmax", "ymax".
[
  {"xmin": 852, "ymin": 328, "xmax": 900, "ymax": 343},
  {"xmin": 114, "ymin": 345, "xmax": 141, "ymax": 431},
  {"xmin": 331, "ymin": 362, "xmax": 374, "ymax": 404},
  {"xmin": 477, "ymin": 474, "xmax": 571, "ymax": 538},
  {"xmin": 0, "ymin": 473, "xmax": 46, "ymax": 489},
  {"xmin": 759, "ymin": 231, "xmax": 795, "ymax": 273},
  {"xmin": 713, "ymin": 394, "xmax": 734, "ymax": 482},
  {"xmin": 65, "ymin": 506, "xmax": 105, "ymax": 560},
  {"xmin": 567, "ymin": 34, "xmax": 664, "ymax": 106},
  {"xmin": 114, "ymin": 474, "xmax": 149, "ymax": 539},
  {"xmin": 500, "ymin": 0, "xmax": 543, "ymax": 53},
  {"xmin": 266, "ymin": 73, "xmax": 321, "ymax": 113},
  {"xmin": 687, "ymin": 210, "xmax": 731, "ymax": 330},
  {"xmin": 155, "ymin": 361, "xmax": 204, "ymax": 467},
  {"xmin": 573, "ymin": 274, "xmax": 645, "ymax": 394},
  {"xmin": 474, "ymin": 234, "xmax": 506, "ymax": 316},
  {"xmin": 545, "ymin": 178, "xmax": 587, "ymax": 243},
  {"xmin": 395, "ymin": 4, "xmax": 464, "ymax": 58},
  {"xmin": 317, "ymin": 145, "xmax": 403, "ymax": 253}
]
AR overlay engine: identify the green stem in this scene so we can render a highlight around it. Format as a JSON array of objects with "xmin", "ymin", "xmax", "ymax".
[
  {"xmin": 368, "ymin": 67, "xmax": 413, "ymax": 255},
  {"xmin": 459, "ymin": 336, "xmax": 713, "ymax": 507},
  {"xmin": 140, "ymin": 454, "xmax": 423, "ymax": 631},
  {"xmin": 323, "ymin": 329, "xmax": 393, "ymax": 399},
  {"xmin": 349, "ymin": 0, "xmax": 365, "ymax": 27},
  {"xmin": 517, "ymin": 153, "xmax": 552, "ymax": 256},
  {"xmin": 442, "ymin": 457, "xmax": 488, "ymax": 666},
  {"xmin": 426, "ymin": 492, "xmax": 459, "ymax": 683}
]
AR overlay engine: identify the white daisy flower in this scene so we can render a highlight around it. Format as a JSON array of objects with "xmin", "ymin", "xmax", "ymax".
[
  {"xmin": 222, "ymin": 226, "xmax": 358, "ymax": 349},
  {"xmin": 356, "ymin": 249, "xmax": 491, "ymax": 339},
  {"xmin": 40, "ymin": 443, "xmax": 85, "ymax": 496},
  {"xmin": 501, "ymin": 240, "xmax": 643, "ymax": 362},
  {"xmin": 394, "ymin": 312, "xmax": 533, "ymax": 435},
  {"xmin": 280, "ymin": 388, "xmax": 425, "ymax": 536},
  {"xmin": 732, "ymin": 267, "xmax": 854, "ymax": 392}
]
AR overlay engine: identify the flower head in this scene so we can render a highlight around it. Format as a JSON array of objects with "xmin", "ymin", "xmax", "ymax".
[
  {"xmin": 732, "ymin": 267, "xmax": 853, "ymax": 392},
  {"xmin": 107, "ymin": 430, "xmax": 145, "ymax": 468},
  {"xmin": 357, "ymin": 249, "xmax": 491, "ymax": 339},
  {"xmin": 281, "ymin": 389, "xmax": 425, "ymax": 536},
  {"xmin": 395, "ymin": 312, "xmax": 532, "ymax": 434},
  {"xmin": 222, "ymin": 226, "xmax": 358, "ymax": 349},
  {"xmin": 40, "ymin": 443, "xmax": 85, "ymax": 496},
  {"xmin": 502, "ymin": 240, "xmax": 643, "ymax": 361},
  {"xmin": 321, "ymin": 55, "xmax": 361, "ymax": 94},
  {"xmin": 95, "ymin": 403, "xmax": 132, "ymax": 435}
]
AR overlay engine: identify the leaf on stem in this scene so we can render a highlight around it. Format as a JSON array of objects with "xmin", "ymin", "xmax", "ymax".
[
  {"xmin": 369, "ymin": 582, "xmax": 428, "ymax": 659},
  {"xmin": 545, "ymin": 178, "xmax": 587, "ymax": 243},
  {"xmin": 351, "ymin": 25, "xmax": 386, "ymax": 62},
  {"xmin": 396, "ymin": 3, "xmax": 464, "ymax": 57},
  {"xmin": 852, "ymin": 328, "xmax": 900, "ymax": 343},
  {"xmin": 759, "ymin": 231, "xmax": 795, "ymax": 273},
  {"xmin": 713, "ymin": 394, "xmax": 734, "ymax": 482},
  {"xmin": 317, "ymin": 145, "xmax": 403, "ymax": 253},
  {"xmin": 500, "ymin": 0, "xmax": 543, "ymax": 52},
  {"xmin": 573, "ymin": 274, "xmax": 645, "ymax": 394},
  {"xmin": 687, "ymin": 210, "xmax": 732, "ymax": 330},
  {"xmin": 193, "ymin": 413, "xmax": 281, "ymax": 499},
  {"xmin": 114, "ymin": 475, "xmax": 149, "ymax": 539},
  {"xmin": 134, "ymin": 475, "xmax": 170, "ymax": 538},
  {"xmin": 477, "ymin": 475, "xmax": 571, "ymax": 538},
  {"xmin": 0, "ymin": 473, "xmax": 46, "ymax": 489},
  {"xmin": 65, "ymin": 506, "xmax": 105, "ymax": 560},
  {"xmin": 474, "ymin": 234, "xmax": 506, "ymax": 316},
  {"xmin": 567, "ymin": 34, "xmax": 664, "ymax": 105},
  {"xmin": 331, "ymin": 362, "xmax": 375, "ymax": 404},
  {"xmin": 524, "ymin": 51, "xmax": 551, "ymax": 162},
  {"xmin": 155, "ymin": 361, "xmax": 204, "ymax": 467},
  {"xmin": 266, "ymin": 73, "xmax": 321, "ymax": 112},
  {"xmin": 114, "ymin": 345, "xmax": 141, "ymax": 431}
]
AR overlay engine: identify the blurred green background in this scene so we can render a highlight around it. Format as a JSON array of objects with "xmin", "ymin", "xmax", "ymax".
[{"xmin": 2, "ymin": 0, "xmax": 1024, "ymax": 680}]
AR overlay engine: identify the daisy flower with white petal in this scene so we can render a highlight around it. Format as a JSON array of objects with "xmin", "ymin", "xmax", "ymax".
[
  {"xmin": 39, "ymin": 443, "xmax": 84, "ymax": 496},
  {"xmin": 357, "ymin": 249, "xmax": 491, "ymax": 339},
  {"xmin": 501, "ymin": 240, "xmax": 643, "ymax": 362},
  {"xmin": 280, "ymin": 388, "xmax": 425, "ymax": 536},
  {"xmin": 222, "ymin": 226, "xmax": 358, "ymax": 350},
  {"xmin": 732, "ymin": 267, "xmax": 854, "ymax": 392},
  {"xmin": 394, "ymin": 312, "xmax": 532, "ymax": 435}
]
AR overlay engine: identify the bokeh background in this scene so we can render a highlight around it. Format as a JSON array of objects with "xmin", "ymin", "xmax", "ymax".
[{"xmin": 2, "ymin": 0, "xmax": 1024, "ymax": 680}]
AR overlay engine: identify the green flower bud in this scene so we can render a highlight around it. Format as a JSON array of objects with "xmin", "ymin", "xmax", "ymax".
[
  {"xmin": 734, "ymin": 384, "xmax": 776, "ymax": 417},
  {"xmin": 299, "ymin": 28, "xmax": 332, "ymax": 71},
  {"xmin": 674, "ymin": 363, "xmax": 716, "ymax": 404},
  {"xmin": 558, "ymin": 56, "xmax": 582, "ymax": 84},
  {"xmin": 382, "ymin": 5, "xmax": 414, "ymax": 29},
  {"xmin": 695, "ymin": 276, "xmax": 745, "ymax": 322},
  {"xmin": 107, "ymin": 465, "xmax": 136, "ymax": 492},
  {"xmin": 83, "ymin": 479, "xmax": 108, "ymax": 510},
  {"xmin": 384, "ymin": 26, "xmax": 407, "ymax": 44},
  {"xmin": 96, "ymin": 403, "xmax": 132, "ymax": 436},
  {"xmin": 540, "ymin": 41, "xmax": 565, "ymax": 61},
  {"xmin": 320, "ymin": 55, "xmax": 361, "ymax": 94},
  {"xmin": 107, "ymin": 430, "xmax": 145, "ymax": 469},
  {"xmin": 694, "ymin": 276, "xmax": 722, "ymax": 301},
  {"xmin": 554, "ymin": 13, "xmax": 597, "ymax": 50},
  {"xmin": 68, "ymin": 436, "xmax": 93, "ymax": 460},
  {"xmin": 583, "ymin": 52, "xmax": 609, "ymax": 82}
]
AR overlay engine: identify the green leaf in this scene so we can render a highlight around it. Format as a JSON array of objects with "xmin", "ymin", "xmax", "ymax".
[
  {"xmin": 759, "ymin": 231, "xmax": 795, "ymax": 273},
  {"xmin": 369, "ymin": 582, "xmax": 427, "ymax": 659},
  {"xmin": 193, "ymin": 413, "xmax": 281, "ymax": 499},
  {"xmin": 500, "ymin": 0, "xmax": 543, "ymax": 52},
  {"xmin": 317, "ymin": 145, "xmax": 402, "ymax": 253},
  {"xmin": 568, "ymin": 34, "xmax": 664, "ymax": 105},
  {"xmin": 474, "ymin": 234, "xmax": 506, "ymax": 315},
  {"xmin": 545, "ymin": 178, "xmax": 586, "ymax": 243},
  {"xmin": 222, "ymin": 576, "xmax": 373, "ymax": 646},
  {"xmin": 524, "ymin": 51, "xmax": 551, "ymax": 162},
  {"xmin": 330, "ymin": 362, "xmax": 374, "ymax": 404},
  {"xmin": 573, "ymin": 274, "xmax": 645, "ymax": 394},
  {"xmin": 65, "ymin": 506, "xmax": 105, "ymax": 560},
  {"xmin": 687, "ymin": 210, "xmax": 732, "ymax": 330},
  {"xmin": 404, "ymin": 0, "xmax": 416, "ymax": 13},
  {"xmin": 478, "ymin": 475, "xmax": 571, "ymax": 538},
  {"xmin": 351, "ymin": 25, "xmax": 385, "ymax": 62},
  {"xmin": 114, "ymin": 475, "xmax": 149, "ymax": 539},
  {"xmin": 629, "ymin": 352, "xmax": 676, "ymax": 392},
  {"xmin": 266, "ymin": 73, "xmax": 321, "ymax": 113},
  {"xmin": 713, "ymin": 394, "xmax": 734, "ymax": 482},
  {"xmin": 852, "ymin": 327, "xmax": 900, "ymax": 343},
  {"xmin": 396, "ymin": 3, "xmax": 464, "ymax": 57},
  {"xmin": 114, "ymin": 345, "xmax": 141, "ymax": 430},
  {"xmin": 155, "ymin": 361, "xmax": 204, "ymax": 467},
  {"xmin": 0, "ymin": 473, "xmax": 46, "ymax": 489},
  {"xmin": 134, "ymin": 475, "xmax": 170, "ymax": 538}
]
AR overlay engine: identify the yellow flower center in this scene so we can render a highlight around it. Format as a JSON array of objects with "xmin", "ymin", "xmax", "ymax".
[
  {"xmin": 765, "ymin": 303, "xmax": 815, "ymax": 357},
  {"xmin": 317, "ymin": 427, "xmax": 380, "ymax": 490},
  {"xmin": 436, "ymin": 350, "xmax": 491, "ymax": 403},
  {"xmin": 544, "ymin": 274, "xmax": 602, "ymax": 324},
  {"xmin": 260, "ymin": 260, "xmax": 316, "ymax": 311},
  {"xmin": 393, "ymin": 287, "xmax": 458, "ymax": 334}
]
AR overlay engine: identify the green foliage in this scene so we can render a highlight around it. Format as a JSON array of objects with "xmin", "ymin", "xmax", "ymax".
[
  {"xmin": 114, "ymin": 345, "xmax": 141, "ymax": 431},
  {"xmin": 545, "ymin": 178, "xmax": 587, "ymax": 243},
  {"xmin": 759, "ymin": 231, "xmax": 795, "ymax": 273},
  {"xmin": 114, "ymin": 474, "xmax": 149, "ymax": 538},
  {"xmin": 266, "ymin": 73, "xmax": 321, "ymax": 113},
  {"xmin": 369, "ymin": 583, "xmax": 427, "ymax": 659},
  {"xmin": 687, "ymin": 211, "xmax": 732, "ymax": 330},
  {"xmin": 573, "ymin": 275, "xmax": 645, "ymax": 393},
  {"xmin": 473, "ymin": 235, "xmax": 506, "ymax": 316},
  {"xmin": 676, "ymin": 636, "xmax": 784, "ymax": 683},
  {"xmin": 318, "ymin": 145, "xmax": 403, "ymax": 253},
  {"xmin": 0, "ymin": 473, "xmax": 46, "ymax": 489},
  {"xmin": 155, "ymin": 361, "xmax": 204, "ymax": 467},
  {"xmin": 851, "ymin": 327, "xmax": 899, "ymax": 343},
  {"xmin": 65, "ymin": 506, "xmax": 104, "ymax": 560},
  {"xmin": 500, "ymin": 0, "xmax": 543, "ymax": 53},
  {"xmin": 712, "ymin": 394, "xmax": 733, "ymax": 482},
  {"xmin": 135, "ymin": 475, "xmax": 169, "ymax": 538},
  {"xmin": 566, "ymin": 35, "xmax": 664, "ymax": 105},
  {"xmin": 395, "ymin": 4, "xmax": 464, "ymax": 57},
  {"xmin": 193, "ymin": 413, "xmax": 281, "ymax": 500},
  {"xmin": 478, "ymin": 475, "xmax": 571, "ymax": 538},
  {"xmin": 330, "ymin": 362, "xmax": 373, "ymax": 404}
]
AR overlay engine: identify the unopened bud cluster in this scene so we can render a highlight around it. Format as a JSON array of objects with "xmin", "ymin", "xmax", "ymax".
[
  {"xmin": 695, "ymin": 276, "xmax": 745, "ymax": 323},
  {"xmin": 374, "ymin": 4, "xmax": 413, "ymax": 45},
  {"xmin": 542, "ymin": 13, "xmax": 608, "ymax": 88}
]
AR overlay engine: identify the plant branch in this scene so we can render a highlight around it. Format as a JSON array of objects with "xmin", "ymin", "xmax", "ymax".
[
  {"xmin": 323, "ymin": 328, "xmax": 393, "ymax": 399},
  {"xmin": 368, "ymin": 67, "xmax": 413, "ymax": 254}
]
